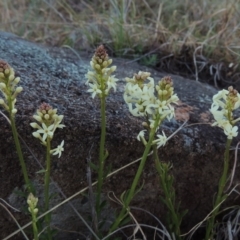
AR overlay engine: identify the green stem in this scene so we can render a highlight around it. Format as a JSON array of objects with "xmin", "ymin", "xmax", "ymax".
[
  {"xmin": 205, "ymin": 138, "xmax": 232, "ymax": 240},
  {"xmin": 96, "ymin": 84, "xmax": 107, "ymax": 218},
  {"xmin": 31, "ymin": 212, "xmax": 39, "ymax": 240},
  {"xmin": 44, "ymin": 138, "xmax": 52, "ymax": 240},
  {"xmin": 109, "ymin": 115, "xmax": 161, "ymax": 233},
  {"xmin": 153, "ymin": 144, "xmax": 181, "ymax": 239},
  {"xmin": 9, "ymin": 113, "xmax": 32, "ymax": 193}
]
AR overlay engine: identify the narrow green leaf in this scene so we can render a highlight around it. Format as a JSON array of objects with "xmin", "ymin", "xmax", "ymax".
[{"xmin": 89, "ymin": 161, "xmax": 99, "ymax": 171}]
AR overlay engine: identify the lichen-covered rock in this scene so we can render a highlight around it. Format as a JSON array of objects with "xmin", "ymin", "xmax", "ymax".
[{"xmin": 0, "ymin": 31, "xmax": 239, "ymax": 239}]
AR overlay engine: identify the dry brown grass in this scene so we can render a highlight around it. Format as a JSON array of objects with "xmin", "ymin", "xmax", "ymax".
[{"xmin": 1, "ymin": 0, "xmax": 240, "ymax": 87}]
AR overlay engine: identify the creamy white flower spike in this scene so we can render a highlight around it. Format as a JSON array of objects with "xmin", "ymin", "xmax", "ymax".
[
  {"xmin": 210, "ymin": 86, "xmax": 240, "ymax": 139},
  {"xmin": 27, "ymin": 193, "xmax": 38, "ymax": 215},
  {"xmin": 124, "ymin": 73, "xmax": 178, "ymax": 128},
  {"xmin": 124, "ymin": 73, "xmax": 179, "ymax": 147},
  {"xmin": 0, "ymin": 60, "xmax": 23, "ymax": 115},
  {"xmin": 85, "ymin": 45, "xmax": 118, "ymax": 99},
  {"xmin": 30, "ymin": 103, "xmax": 65, "ymax": 156}
]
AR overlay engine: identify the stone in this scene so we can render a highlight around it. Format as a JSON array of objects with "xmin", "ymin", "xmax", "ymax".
[{"xmin": 0, "ymin": 31, "xmax": 239, "ymax": 239}]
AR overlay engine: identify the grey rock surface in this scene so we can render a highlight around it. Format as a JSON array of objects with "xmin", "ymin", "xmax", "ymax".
[{"xmin": 0, "ymin": 31, "xmax": 239, "ymax": 239}]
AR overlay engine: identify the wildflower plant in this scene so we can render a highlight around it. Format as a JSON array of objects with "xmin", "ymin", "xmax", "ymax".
[
  {"xmin": 30, "ymin": 102, "xmax": 65, "ymax": 240},
  {"xmin": 3, "ymin": 45, "xmax": 239, "ymax": 240},
  {"xmin": 210, "ymin": 87, "xmax": 240, "ymax": 139},
  {"xmin": 0, "ymin": 60, "xmax": 32, "ymax": 192},
  {"xmin": 85, "ymin": 45, "xmax": 118, "ymax": 223},
  {"xmin": 110, "ymin": 73, "xmax": 181, "ymax": 234},
  {"xmin": 27, "ymin": 193, "xmax": 39, "ymax": 240},
  {"xmin": 205, "ymin": 86, "xmax": 240, "ymax": 240}
]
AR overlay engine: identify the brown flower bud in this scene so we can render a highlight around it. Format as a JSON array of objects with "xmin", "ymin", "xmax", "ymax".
[
  {"xmin": 227, "ymin": 86, "xmax": 239, "ymax": 108},
  {"xmin": 0, "ymin": 60, "xmax": 10, "ymax": 74},
  {"xmin": 94, "ymin": 45, "xmax": 109, "ymax": 64}
]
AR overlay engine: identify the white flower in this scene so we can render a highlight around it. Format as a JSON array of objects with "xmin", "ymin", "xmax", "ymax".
[
  {"xmin": 107, "ymin": 75, "xmax": 118, "ymax": 92},
  {"xmin": 128, "ymin": 102, "xmax": 145, "ymax": 117},
  {"xmin": 210, "ymin": 104, "xmax": 224, "ymax": 119},
  {"xmin": 125, "ymin": 84, "xmax": 142, "ymax": 100},
  {"xmin": 146, "ymin": 77, "xmax": 154, "ymax": 88},
  {"xmin": 210, "ymin": 90, "xmax": 239, "ymax": 139},
  {"xmin": 85, "ymin": 71, "xmax": 97, "ymax": 85},
  {"xmin": 212, "ymin": 119, "xmax": 229, "ymax": 128},
  {"xmin": 37, "ymin": 123, "xmax": 54, "ymax": 141},
  {"xmin": 166, "ymin": 105, "xmax": 175, "ymax": 121},
  {"xmin": 123, "ymin": 93, "xmax": 134, "ymax": 104},
  {"xmin": 145, "ymin": 103, "xmax": 155, "ymax": 115},
  {"xmin": 212, "ymin": 89, "xmax": 228, "ymax": 108},
  {"xmin": 30, "ymin": 122, "xmax": 42, "ymax": 129},
  {"xmin": 152, "ymin": 131, "xmax": 167, "ymax": 148},
  {"xmin": 50, "ymin": 140, "xmax": 64, "ymax": 158},
  {"xmin": 167, "ymin": 94, "xmax": 179, "ymax": 104},
  {"xmin": 87, "ymin": 83, "xmax": 102, "ymax": 98},
  {"xmin": 223, "ymin": 125, "xmax": 238, "ymax": 139},
  {"xmin": 53, "ymin": 116, "xmax": 65, "ymax": 130},
  {"xmin": 150, "ymin": 99, "xmax": 167, "ymax": 114},
  {"xmin": 141, "ymin": 85, "xmax": 156, "ymax": 107},
  {"xmin": 137, "ymin": 130, "xmax": 146, "ymax": 141}
]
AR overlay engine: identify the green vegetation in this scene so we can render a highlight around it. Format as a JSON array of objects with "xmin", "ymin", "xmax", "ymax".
[
  {"xmin": 1, "ymin": 47, "xmax": 240, "ymax": 239},
  {"xmin": 1, "ymin": 1, "xmax": 240, "ymax": 239},
  {"xmin": 1, "ymin": 0, "xmax": 240, "ymax": 85}
]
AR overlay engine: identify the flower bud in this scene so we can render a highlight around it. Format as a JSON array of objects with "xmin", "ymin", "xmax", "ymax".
[
  {"xmin": 102, "ymin": 61, "xmax": 108, "ymax": 67},
  {"xmin": 33, "ymin": 132, "xmax": 41, "ymax": 139},
  {"xmin": 111, "ymin": 65, "xmax": 116, "ymax": 71},
  {"xmin": 14, "ymin": 77, "xmax": 20, "ymax": 84},
  {"xmin": 12, "ymin": 109, "xmax": 17, "ymax": 114},
  {"xmin": 33, "ymin": 115, "xmax": 43, "ymax": 122},
  {"xmin": 27, "ymin": 193, "xmax": 38, "ymax": 214},
  {"xmin": 142, "ymin": 122, "xmax": 149, "ymax": 128},
  {"xmin": 48, "ymin": 109, "xmax": 53, "ymax": 115},
  {"xmin": 0, "ymin": 82, "xmax": 6, "ymax": 90},
  {"xmin": 52, "ymin": 109, "xmax": 57, "ymax": 114},
  {"xmin": 90, "ymin": 61, "xmax": 94, "ymax": 69},
  {"xmin": 8, "ymin": 74, "xmax": 15, "ymax": 81},
  {"xmin": 95, "ymin": 64, "xmax": 100, "ymax": 70},
  {"xmin": 162, "ymin": 90, "xmax": 168, "ymax": 95},
  {"xmin": 44, "ymin": 114, "xmax": 50, "ymax": 120},
  {"xmin": 30, "ymin": 122, "xmax": 39, "ymax": 129},
  {"xmin": 4, "ymin": 68, "xmax": 10, "ymax": 75},
  {"xmin": 57, "ymin": 115, "xmax": 64, "ymax": 122},
  {"xmin": 33, "ymin": 208, "xmax": 38, "ymax": 214},
  {"xmin": 16, "ymin": 87, "xmax": 23, "ymax": 93}
]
